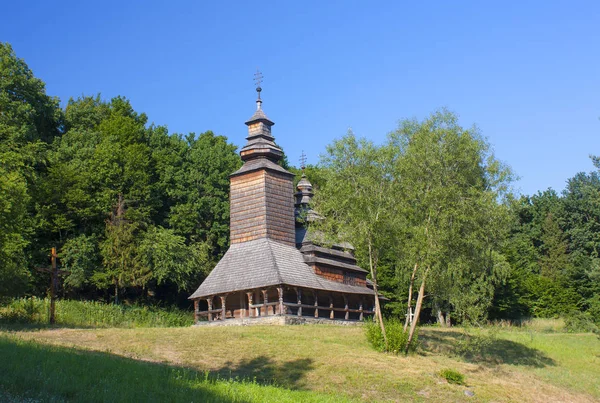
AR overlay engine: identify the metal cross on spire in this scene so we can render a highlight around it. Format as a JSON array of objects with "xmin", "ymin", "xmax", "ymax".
[
  {"xmin": 300, "ymin": 150, "xmax": 307, "ymax": 171},
  {"xmin": 253, "ymin": 69, "xmax": 263, "ymax": 99}
]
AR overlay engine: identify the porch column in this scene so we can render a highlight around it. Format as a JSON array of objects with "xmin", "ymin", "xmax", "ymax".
[
  {"xmin": 314, "ymin": 291, "xmax": 319, "ymax": 318},
  {"xmin": 277, "ymin": 286, "xmax": 284, "ymax": 315},
  {"xmin": 246, "ymin": 292, "xmax": 254, "ymax": 318},
  {"xmin": 206, "ymin": 297, "xmax": 213, "ymax": 321},
  {"xmin": 359, "ymin": 298, "xmax": 364, "ymax": 321},
  {"xmin": 240, "ymin": 292, "xmax": 245, "ymax": 318},
  {"xmin": 261, "ymin": 289, "xmax": 268, "ymax": 316},
  {"xmin": 194, "ymin": 299, "xmax": 199, "ymax": 324},
  {"xmin": 329, "ymin": 295, "xmax": 334, "ymax": 319},
  {"xmin": 373, "ymin": 299, "xmax": 377, "ymax": 322},
  {"xmin": 343, "ymin": 294, "xmax": 349, "ymax": 320},
  {"xmin": 220, "ymin": 295, "xmax": 227, "ymax": 321},
  {"xmin": 296, "ymin": 288, "xmax": 302, "ymax": 317}
]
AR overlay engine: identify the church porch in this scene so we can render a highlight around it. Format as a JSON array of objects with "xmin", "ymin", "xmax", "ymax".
[{"xmin": 192, "ymin": 286, "xmax": 375, "ymax": 325}]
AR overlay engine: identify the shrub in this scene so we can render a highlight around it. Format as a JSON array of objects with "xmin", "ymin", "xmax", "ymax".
[
  {"xmin": 439, "ymin": 368, "xmax": 465, "ymax": 385},
  {"xmin": 564, "ymin": 311, "xmax": 599, "ymax": 333},
  {"xmin": 0, "ymin": 297, "xmax": 45, "ymax": 323},
  {"xmin": 364, "ymin": 319, "xmax": 418, "ymax": 354}
]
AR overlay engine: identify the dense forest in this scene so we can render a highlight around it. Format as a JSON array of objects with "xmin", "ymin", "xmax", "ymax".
[{"xmin": 1, "ymin": 42, "xmax": 598, "ymax": 330}]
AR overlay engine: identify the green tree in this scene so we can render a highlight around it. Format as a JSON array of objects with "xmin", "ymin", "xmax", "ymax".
[
  {"xmin": 31, "ymin": 96, "xmax": 156, "ymax": 301},
  {"xmin": 0, "ymin": 42, "xmax": 62, "ymax": 296},
  {"xmin": 388, "ymin": 109, "xmax": 513, "ymax": 348},
  {"xmin": 60, "ymin": 234, "xmax": 99, "ymax": 290},
  {"xmin": 539, "ymin": 212, "xmax": 571, "ymax": 279},
  {"xmin": 138, "ymin": 226, "xmax": 192, "ymax": 292},
  {"xmin": 95, "ymin": 196, "xmax": 146, "ymax": 303},
  {"xmin": 312, "ymin": 131, "xmax": 398, "ymax": 347},
  {"xmin": 158, "ymin": 131, "xmax": 241, "ymax": 292}
]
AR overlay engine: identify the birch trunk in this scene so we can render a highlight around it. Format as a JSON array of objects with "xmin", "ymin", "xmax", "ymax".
[
  {"xmin": 436, "ymin": 306, "xmax": 446, "ymax": 327},
  {"xmin": 403, "ymin": 262, "xmax": 418, "ymax": 332},
  {"xmin": 369, "ymin": 240, "xmax": 387, "ymax": 349},
  {"xmin": 405, "ymin": 267, "xmax": 429, "ymax": 353}
]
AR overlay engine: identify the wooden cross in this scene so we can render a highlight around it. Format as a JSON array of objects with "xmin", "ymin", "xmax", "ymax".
[
  {"xmin": 254, "ymin": 69, "xmax": 263, "ymax": 99},
  {"xmin": 300, "ymin": 150, "xmax": 307, "ymax": 171},
  {"xmin": 35, "ymin": 247, "xmax": 68, "ymax": 324},
  {"xmin": 253, "ymin": 69, "xmax": 263, "ymax": 89}
]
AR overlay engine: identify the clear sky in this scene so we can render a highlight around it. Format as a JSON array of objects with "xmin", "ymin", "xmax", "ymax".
[{"xmin": 3, "ymin": 1, "xmax": 599, "ymax": 196}]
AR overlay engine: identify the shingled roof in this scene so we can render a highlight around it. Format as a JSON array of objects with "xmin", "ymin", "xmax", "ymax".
[{"xmin": 189, "ymin": 238, "xmax": 375, "ymax": 299}]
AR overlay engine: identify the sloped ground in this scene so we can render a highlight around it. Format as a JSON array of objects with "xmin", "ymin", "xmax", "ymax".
[{"xmin": 2, "ymin": 325, "xmax": 598, "ymax": 402}]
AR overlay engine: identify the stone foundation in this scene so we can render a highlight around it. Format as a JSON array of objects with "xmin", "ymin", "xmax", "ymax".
[{"xmin": 192, "ymin": 314, "xmax": 365, "ymax": 327}]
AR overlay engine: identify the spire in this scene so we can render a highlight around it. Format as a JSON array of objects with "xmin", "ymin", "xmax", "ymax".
[
  {"xmin": 239, "ymin": 70, "xmax": 283, "ymax": 162},
  {"xmin": 254, "ymin": 69, "xmax": 263, "ymax": 104}
]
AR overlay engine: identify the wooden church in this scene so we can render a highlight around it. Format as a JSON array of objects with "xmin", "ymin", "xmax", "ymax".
[{"xmin": 189, "ymin": 83, "xmax": 376, "ymax": 324}]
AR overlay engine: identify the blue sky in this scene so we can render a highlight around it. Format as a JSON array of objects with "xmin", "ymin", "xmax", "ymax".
[{"xmin": 3, "ymin": 1, "xmax": 599, "ymax": 195}]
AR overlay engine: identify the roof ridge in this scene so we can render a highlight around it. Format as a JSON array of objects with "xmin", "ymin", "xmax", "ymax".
[{"xmin": 266, "ymin": 239, "xmax": 284, "ymax": 285}]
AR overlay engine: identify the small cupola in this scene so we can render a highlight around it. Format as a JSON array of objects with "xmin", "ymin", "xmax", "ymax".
[{"xmin": 239, "ymin": 71, "xmax": 284, "ymax": 162}]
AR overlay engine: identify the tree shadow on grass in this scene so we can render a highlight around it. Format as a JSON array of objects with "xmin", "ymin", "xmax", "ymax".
[
  {"xmin": 0, "ymin": 321, "xmax": 97, "ymax": 332},
  {"xmin": 217, "ymin": 356, "xmax": 315, "ymax": 390},
  {"xmin": 420, "ymin": 329, "xmax": 556, "ymax": 368},
  {"xmin": 0, "ymin": 335, "xmax": 314, "ymax": 403}
]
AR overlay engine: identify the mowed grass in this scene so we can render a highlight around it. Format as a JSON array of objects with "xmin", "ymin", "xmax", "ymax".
[
  {"xmin": 2, "ymin": 323, "xmax": 599, "ymax": 402},
  {"xmin": 0, "ymin": 335, "xmax": 349, "ymax": 403}
]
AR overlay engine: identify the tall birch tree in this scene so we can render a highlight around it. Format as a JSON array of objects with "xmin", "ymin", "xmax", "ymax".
[
  {"xmin": 312, "ymin": 132, "xmax": 399, "ymax": 348},
  {"xmin": 389, "ymin": 109, "xmax": 513, "ymax": 350}
]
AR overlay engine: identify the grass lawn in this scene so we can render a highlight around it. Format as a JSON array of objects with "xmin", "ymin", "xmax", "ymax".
[{"xmin": 1, "ymin": 323, "xmax": 598, "ymax": 402}]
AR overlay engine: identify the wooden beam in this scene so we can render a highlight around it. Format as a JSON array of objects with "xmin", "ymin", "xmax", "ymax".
[
  {"xmin": 249, "ymin": 302, "xmax": 278, "ymax": 308},
  {"xmin": 314, "ymin": 291, "xmax": 319, "ymax": 318},
  {"xmin": 197, "ymin": 309, "xmax": 224, "ymax": 315},
  {"xmin": 193, "ymin": 299, "xmax": 199, "ymax": 324},
  {"xmin": 282, "ymin": 302, "xmax": 371, "ymax": 314}
]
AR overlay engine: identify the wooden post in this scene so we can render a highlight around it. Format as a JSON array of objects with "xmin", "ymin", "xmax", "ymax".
[
  {"xmin": 220, "ymin": 295, "xmax": 227, "ymax": 320},
  {"xmin": 246, "ymin": 292, "xmax": 254, "ymax": 317},
  {"xmin": 372, "ymin": 299, "xmax": 377, "ymax": 322},
  {"xmin": 359, "ymin": 298, "xmax": 364, "ymax": 321},
  {"xmin": 343, "ymin": 294, "xmax": 349, "ymax": 320},
  {"xmin": 329, "ymin": 295, "xmax": 335, "ymax": 319},
  {"xmin": 277, "ymin": 286, "xmax": 284, "ymax": 315},
  {"xmin": 296, "ymin": 288, "xmax": 302, "ymax": 317},
  {"xmin": 193, "ymin": 299, "xmax": 199, "ymax": 324},
  {"xmin": 239, "ymin": 292, "xmax": 245, "ymax": 318},
  {"xmin": 35, "ymin": 247, "xmax": 69, "ymax": 325},
  {"xmin": 314, "ymin": 291, "xmax": 319, "ymax": 318},
  {"xmin": 207, "ymin": 297, "xmax": 213, "ymax": 321},
  {"xmin": 50, "ymin": 247, "xmax": 57, "ymax": 324},
  {"xmin": 261, "ymin": 289, "xmax": 268, "ymax": 316}
]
